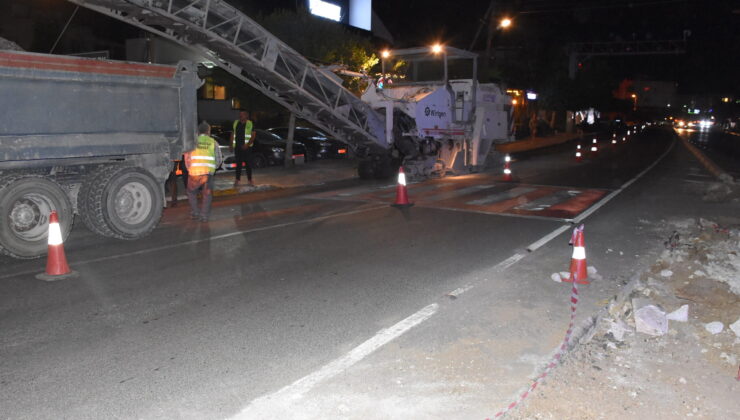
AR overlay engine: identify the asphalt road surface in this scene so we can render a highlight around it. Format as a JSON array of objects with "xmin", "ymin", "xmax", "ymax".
[{"xmin": 2, "ymin": 127, "xmax": 725, "ymax": 419}]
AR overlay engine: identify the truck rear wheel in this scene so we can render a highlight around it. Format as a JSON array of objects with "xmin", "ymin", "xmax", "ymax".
[
  {"xmin": 80, "ymin": 166, "xmax": 162, "ymax": 240},
  {"xmin": 0, "ymin": 176, "xmax": 73, "ymax": 258}
]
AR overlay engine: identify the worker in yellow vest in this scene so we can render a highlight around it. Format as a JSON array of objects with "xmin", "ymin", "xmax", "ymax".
[
  {"xmin": 184, "ymin": 121, "xmax": 223, "ymax": 222},
  {"xmin": 231, "ymin": 110, "xmax": 256, "ymax": 186}
]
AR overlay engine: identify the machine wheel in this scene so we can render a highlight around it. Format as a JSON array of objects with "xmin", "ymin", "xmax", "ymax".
[
  {"xmin": 373, "ymin": 155, "xmax": 395, "ymax": 179},
  {"xmin": 80, "ymin": 166, "xmax": 162, "ymax": 240},
  {"xmin": 0, "ymin": 176, "xmax": 73, "ymax": 258},
  {"xmin": 358, "ymin": 159, "xmax": 374, "ymax": 179}
]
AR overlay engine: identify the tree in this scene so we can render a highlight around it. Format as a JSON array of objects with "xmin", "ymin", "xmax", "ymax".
[{"xmin": 257, "ymin": 8, "xmax": 379, "ymax": 94}]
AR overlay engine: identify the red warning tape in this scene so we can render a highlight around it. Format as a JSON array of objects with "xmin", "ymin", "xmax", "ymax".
[{"xmin": 486, "ymin": 227, "xmax": 583, "ymax": 419}]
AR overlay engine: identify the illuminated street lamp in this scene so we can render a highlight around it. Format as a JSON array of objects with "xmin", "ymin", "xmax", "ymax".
[
  {"xmin": 431, "ymin": 44, "xmax": 443, "ymax": 54},
  {"xmin": 630, "ymin": 93, "xmax": 637, "ymax": 111},
  {"xmin": 500, "ymin": 18, "xmax": 512, "ymax": 29},
  {"xmin": 381, "ymin": 50, "xmax": 390, "ymax": 59}
]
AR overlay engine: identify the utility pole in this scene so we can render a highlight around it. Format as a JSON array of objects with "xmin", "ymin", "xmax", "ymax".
[
  {"xmin": 470, "ymin": 1, "xmax": 496, "ymax": 79},
  {"xmin": 284, "ymin": 113, "xmax": 296, "ymax": 167}
]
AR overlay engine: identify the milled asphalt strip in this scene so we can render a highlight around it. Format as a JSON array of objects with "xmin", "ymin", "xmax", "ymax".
[
  {"xmin": 229, "ymin": 303, "xmax": 440, "ymax": 419},
  {"xmin": 0, "ymin": 205, "xmax": 387, "ymax": 281}
]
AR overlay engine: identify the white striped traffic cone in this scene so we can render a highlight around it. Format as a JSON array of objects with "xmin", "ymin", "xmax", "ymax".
[
  {"xmin": 391, "ymin": 166, "xmax": 413, "ymax": 208},
  {"xmin": 503, "ymin": 154, "xmax": 513, "ymax": 181},
  {"xmin": 36, "ymin": 211, "xmax": 78, "ymax": 281},
  {"xmin": 563, "ymin": 224, "xmax": 588, "ymax": 285}
]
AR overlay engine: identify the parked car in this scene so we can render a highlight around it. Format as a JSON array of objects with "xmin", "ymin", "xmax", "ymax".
[
  {"xmin": 221, "ymin": 129, "xmax": 307, "ymax": 169},
  {"xmin": 267, "ymin": 127, "xmax": 348, "ymax": 161},
  {"xmin": 211, "ymin": 133, "xmax": 233, "ymax": 171}
]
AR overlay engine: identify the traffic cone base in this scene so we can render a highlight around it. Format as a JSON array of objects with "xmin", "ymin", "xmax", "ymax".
[
  {"xmin": 36, "ymin": 269, "xmax": 79, "ymax": 282},
  {"xmin": 36, "ymin": 211, "xmax": 78, "ymax": 282}
]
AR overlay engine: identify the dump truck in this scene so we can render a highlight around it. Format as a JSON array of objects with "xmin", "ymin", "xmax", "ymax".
[{"xmin": 0, "ymin": 50, "xmax": 199, "ymax": 258}]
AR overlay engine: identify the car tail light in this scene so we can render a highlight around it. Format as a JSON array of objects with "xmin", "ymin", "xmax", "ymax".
[
  {"xmin": 338, "ymin": 149, "xmax": 347, "ymax": 154},
  {"xmin": 292, "ymin": 154, "xmax": 305, "ymax": 159}
]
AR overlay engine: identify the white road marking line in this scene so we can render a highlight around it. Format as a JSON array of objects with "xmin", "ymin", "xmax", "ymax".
[
  {"xmin": 229, "ymin": 303, "xmax": 439, "ymax": 419},
  {"xmin": 0, "ymin": 205, "xmax": 387, "ymax": 281},
  {"xmin": 446, "ymin": 252, "xmax": 527, "ymax": 299},
  {"xmin": 447, "ymin": 284, "xmax": 474, "ymax": 297},
  {"xmin": 526, "ymin": 224, "xmax": 572, "ymax": 252},
  {"xmin": 496, "ymin": 252, "xmax": 526, "ymax": 270}
]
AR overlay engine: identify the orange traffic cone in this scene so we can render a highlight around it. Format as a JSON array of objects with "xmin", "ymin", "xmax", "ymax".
[
  {"xmin": 36, "ymin": 211, "xmax": 78, "ymax": 281},
  {"xmin": 391, "ymin": 166, "xmax": 414, "ymax": 208},
  {"xmin": 502, "ymin": 154, "xmax": 513, "ymax": 181},
  {"xmin": 563, "ymin": 224, "xmax": 589, "ymax": 284},
  {"xmin": 575, "ymin": 144, "xmax": 583, "ymax": 162}
]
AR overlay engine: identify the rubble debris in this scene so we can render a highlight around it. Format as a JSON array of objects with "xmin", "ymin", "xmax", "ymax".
[
  {"xmin": 666, "ymin": 304, "xmax": 689, "ymax": 322},
  {"xmin": 704, "ymin": 321, "xmax": 724, "ymax": 335},
  {"xmin": 510, "ymin": 217, "xmax": 740, "ymax": 420},
  {"xmin": 660, "ymin": 269, "xmax": 673, "ymax": 278},
  {"xmin": 729, "ymin": 318, "xmax": 740, "ymax": 338},
  {"xmin": 664, "ymin": 231, "xmax": 680, "ymax": 249},
  {"xmin": 634, "ymin": 304, "xmax": 668, "ymax": 336},
  {"xmin": 719, "ymin": 352, "xmax": 737, "ymax": 365},
  {"xmin": 605, "ymin": 318, "xmax": 631, "ymax": 341},
  {"xmin": 587, "ymin": 266, "xmax": 603, "ymax": 281}
]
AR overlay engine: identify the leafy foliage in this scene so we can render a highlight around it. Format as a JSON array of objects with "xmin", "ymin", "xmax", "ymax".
[{"xmin": 258, "ymin": 8, "xmax": 378, "ymax": 94}]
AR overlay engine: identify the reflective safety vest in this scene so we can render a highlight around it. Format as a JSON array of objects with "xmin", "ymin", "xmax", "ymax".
[
  {"xmin": 188, "ymin": 134, "xmax": 217, "ymax": 176},
  {"xmin": 232, "ymin": 119, "xmax": 254, "ymax": 148}
]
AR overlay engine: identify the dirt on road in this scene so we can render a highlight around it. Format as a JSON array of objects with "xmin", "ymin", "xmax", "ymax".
[{"xmin": 510, "ymin": 217, "xmax": 740, "ymax": 420}]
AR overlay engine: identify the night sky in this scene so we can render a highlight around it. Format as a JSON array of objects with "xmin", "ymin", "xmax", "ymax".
[
  {"xmin": 262, "ymin": 0, "xmax": 740, "ymax": 93},
  {"xmin": 2, "ymin": 0, "xmax": 738, "ymax": 94}
]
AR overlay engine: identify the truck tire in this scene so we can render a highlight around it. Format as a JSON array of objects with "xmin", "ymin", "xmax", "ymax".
[
  {"xmin": 0, "ymin": 176, "xmax": 73, "ymax": 259},
  {"xmin": 78, "ymin": 166, "xmax": 117, "ymax": 238},
  {"xmin": 81, "ymin": 166, "xmax": 163, "ymax": 240},
  {"xmin": 358, "ymin": 159, "xmax": 374, "ymax": 179}
]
